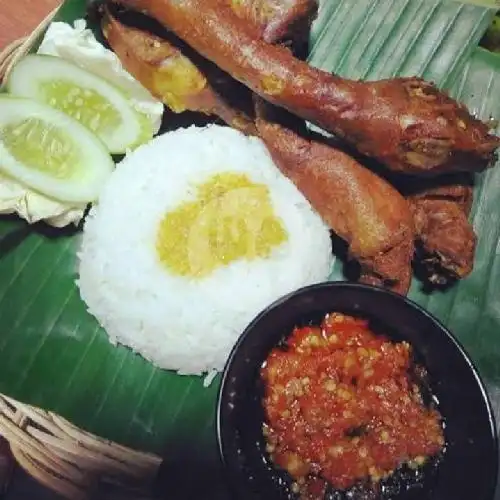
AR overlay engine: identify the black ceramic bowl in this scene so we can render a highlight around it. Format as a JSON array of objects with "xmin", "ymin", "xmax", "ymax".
[{"xmin": 217, "ymin": 282, "xmax": 498, "ymax": 500}]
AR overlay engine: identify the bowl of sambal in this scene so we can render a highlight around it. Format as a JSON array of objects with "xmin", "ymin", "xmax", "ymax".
[{"xmin": 217, "ymin": 282, "xmax": 498, "ymax": 500}]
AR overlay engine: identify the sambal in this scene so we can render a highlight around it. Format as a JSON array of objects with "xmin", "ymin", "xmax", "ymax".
[{"xmin": 261, "ymin": 313, "xmax": 445, "ymax": 497}]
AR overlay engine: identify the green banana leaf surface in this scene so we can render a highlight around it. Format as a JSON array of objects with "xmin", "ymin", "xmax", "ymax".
[{"xmin": 0, "ymin": 0, "xmax": 499, "ymax": 496}]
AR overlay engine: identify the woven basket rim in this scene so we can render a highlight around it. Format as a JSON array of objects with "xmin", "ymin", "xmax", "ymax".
[
  {"xmin": 0, "ymin": 6, "xmax": 163, "ymax": 499},
  {"xmin": 0, "ymin": 5, "xmax": 60, "ymax": 86}
]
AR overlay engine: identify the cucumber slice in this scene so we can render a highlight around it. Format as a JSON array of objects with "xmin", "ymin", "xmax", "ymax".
[
  {"xmin": 0, "ymin": 96, "xmax": 114, "ymax": 203},
  {"xmin": 6, "ymin": 54, "xmax": 153, "ymax": 154}
]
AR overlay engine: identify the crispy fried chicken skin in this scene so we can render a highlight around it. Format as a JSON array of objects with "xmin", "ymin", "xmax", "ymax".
[
  {"xmin": 255, "ymin": 103, "xmax": 414, "ymax": 294},
  {"xmin": 407, "ymin": 177, "xmax": 476, "ymax": 283},
  {"xmin": 115, "ymin": 0, "xmax": 499, "ymax": 176},
  {"xmin": 102, "ymin": 9, "xmax": 256, "ymax": 133}
]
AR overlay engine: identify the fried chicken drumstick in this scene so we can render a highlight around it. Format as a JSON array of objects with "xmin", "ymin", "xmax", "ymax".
[
  {"xmin": 250, "ymin": 3, "xmax": 414, "ymax": 292},
  {"xmin": 255, "ymin": 102, "xmax": 414, "ymax": 294},
  {"xmin": 102, "ymin": 0, "xmax": 317, "ymax": 130},
  {"xmin": 116, "ymin": 0, "xmax": 499, "ymax": 176}
]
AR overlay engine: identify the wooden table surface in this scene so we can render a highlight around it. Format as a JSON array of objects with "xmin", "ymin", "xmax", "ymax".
[{"xmin": 0, "ymin": 0, "xmax": 60, "ymax": 51}]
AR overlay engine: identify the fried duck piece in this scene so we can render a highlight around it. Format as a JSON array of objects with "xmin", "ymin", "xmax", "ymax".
[
  {"xmin": 255, "ymin": 102, "xmax": 415, "ymax": 294},
  {"xmin": 102, "ymin": 0, "xmax": 317, "ymax": 131},
  {"xmin": 407, "ymin": 176, "xmax": 476, "ymax": 283},
  {"xmin": 102, "ymin": 8, "xmax": 256, "ymax": 133},
  {"xmin": 115, "ymin": 0, "xmax": 499, "ymax": 176}
]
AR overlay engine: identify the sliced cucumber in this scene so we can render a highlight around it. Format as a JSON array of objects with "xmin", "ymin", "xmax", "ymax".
[
  {"xmin": 0, "ymin": 96, "xmax": 114, "ymax": 203},
  {"xmin": 6, "ymin": 54, "xmax": 153, "ymax": 154}
]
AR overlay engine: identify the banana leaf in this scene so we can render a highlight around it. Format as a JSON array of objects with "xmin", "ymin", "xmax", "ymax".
[{"xmin": 0, "ymin": 0, "xmax": 499, "ymax": 496}]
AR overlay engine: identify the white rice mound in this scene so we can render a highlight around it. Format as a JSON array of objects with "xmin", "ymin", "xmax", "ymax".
[{"xmin": 77, "ymin": 125, "xmax": 334, "ymax": 381}]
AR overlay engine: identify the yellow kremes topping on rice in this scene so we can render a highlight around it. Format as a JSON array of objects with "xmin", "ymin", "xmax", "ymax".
[{"xmin": 156, "ymin": 172, "xmax": 288, "ymax": 277}]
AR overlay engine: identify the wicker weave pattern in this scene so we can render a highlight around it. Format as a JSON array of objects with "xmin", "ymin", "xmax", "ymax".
[
  {"xmin": 0, "ymin": 8, "xmax": 163, "ymax": 499},
  {"xmin": 0, "ymin": 394, "xmax": 162, "ymax": 499},
  {"xmin": 0, "ymin": 6, "xmax": 60, "ymax": 89}
]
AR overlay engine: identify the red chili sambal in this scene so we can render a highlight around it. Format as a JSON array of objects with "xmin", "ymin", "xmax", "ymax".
[{"xmin": 261, "ymin": 313, "xmax": 445, "ymax": 496}]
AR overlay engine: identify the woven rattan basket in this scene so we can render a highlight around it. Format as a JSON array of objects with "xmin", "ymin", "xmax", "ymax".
[{"xmin": 0, "ymin": 6, "xmax": 163, "ymax": 499}]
